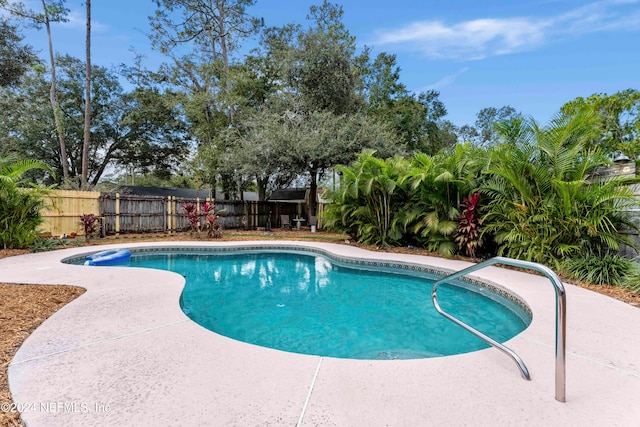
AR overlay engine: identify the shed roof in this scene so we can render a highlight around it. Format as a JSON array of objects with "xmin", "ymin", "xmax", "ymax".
[
  {"xmin": 213, "ymin": 190, "xmax": 259, "ymax": 201},
  {"xmin": 116, "ymin": 186, "xmax": 212, "ymax": 199},
  {"xmin": 269, "ymin": 188, "xmax": 308, "ymax": 202}
]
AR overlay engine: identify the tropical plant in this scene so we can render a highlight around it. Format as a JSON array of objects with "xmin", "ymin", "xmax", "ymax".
[
  {"xmin": 0, "ymin": 155, "xmax": 52, "ymax": 249},
  {"xmin": 322, "ymin": 151, "xmax": 408, "ymax": 247},
  {"xmin": 28, "ymin": 236, "xmax": 82, "ymax": 252},
  {"xmin": 562, "ymin": 252, "xmax": 634, "ymax": 286},
  {"xmin": 79, "ymin": 213, "xmax": 98, "ymax": 241},
  {"xmin": 203, "ymin": 201, "xmax": 224, "ymax": 238},
  {"xmin": 182, "ymin": 201, "xmax": 223, "ymax": 238},
  {"xmin": 622, "ymin": 265, "xmax": 640, "ymax": 294},
  {"xmin": 455, "ymin": 192, "xmax": 483, "ymax": 259},
  {"xmin": 481, "ymin": 111, "xmax": 639, "ymax": 267},
  {"xmin": 398, "ymin": 144, "xmax": 485, "ymax": 256},
  {"xmin": 183, "ymin": 202, "xmax": 201, "ymax": 234},
  {"xmin": 398, "ymin": 152, "xmax": 458, "ymax": 255}
]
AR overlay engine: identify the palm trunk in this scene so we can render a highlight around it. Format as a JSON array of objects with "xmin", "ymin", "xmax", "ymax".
[
  {"xmin": 81, "ymin": 0, "xmax": 91, "ymax": 189},
  {"xmin": 42, "ymin": 0, "xmax": 69, "ymax": 180}
]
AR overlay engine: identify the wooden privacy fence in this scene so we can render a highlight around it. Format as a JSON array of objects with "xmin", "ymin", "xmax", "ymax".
[
  {"xmin": 99, "ymin": 194, "xmax": 279, "ymax": 235},
  {"xmin": 39, "ymin": 190, "xmax": 322, "ymax": 236},
  {"xmin": 40, "ymin": 190, "xmax": 101, "ymax": 237}
]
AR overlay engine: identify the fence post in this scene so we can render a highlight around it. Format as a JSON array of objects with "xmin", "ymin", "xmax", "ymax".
[
  {"xmin": 243, "ymin": 201, "xmax": 248, "ymax": 230},
  {"xmin": 114, "ymin": 193, "xmax": 121, "ymax": 236},
  {"xmin": 168, "ymin": 196, "xmax": 174, "ymax": 234},
  {"xmin": 163, "ymin": 197, "xmax": 167, "ymax": 234}
]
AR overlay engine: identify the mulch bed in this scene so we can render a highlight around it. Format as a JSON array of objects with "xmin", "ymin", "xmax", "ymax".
[
  {"xmin": 0, "ymin": 231, "xmax": 638, "ymax": 425},
  {"xmin": 0, "ymin": 283, "xmax": 85, "ymax": 427}
]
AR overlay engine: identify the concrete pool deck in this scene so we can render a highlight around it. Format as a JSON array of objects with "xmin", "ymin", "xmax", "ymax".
[{"xmin": 2, "ymin": 241, "xmax": 639, "ymax": 426}]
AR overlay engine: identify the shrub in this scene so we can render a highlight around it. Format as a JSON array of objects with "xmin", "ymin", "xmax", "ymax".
[
  {"xmin": 322, "ymin": 152, "xmax": 408, "ymax": 247},
  {"xmin": 619, "ymin": 263, "xmax": 640, "ymax": 294},
  {"xmin": 182, "ymin": 201, "xmax": 223, "ymax": 238},
  {"xmin": 79, "ymin": 214, "xmax": 99, "ymax": 241},
  {"xmin": 203, "ymin": 202, "xmax": 223, "ymax": 238},
  {"xmin": 455, "ymin": 192, "xmax": 483, "ymax": 259},
  {"xmin": 0, "ymin": 156, "xmax": 51, "ymax": 249},
  {"xmin": 562, "ymin": 253, "xmax": 634, "ymax": 286},
  {"xmin": 183, "ymin": 202, "xmax": 201, "ymax": 234},
  {"xmin": 482, "ymin": 111, "xmax": 639, "ymax": 266}
]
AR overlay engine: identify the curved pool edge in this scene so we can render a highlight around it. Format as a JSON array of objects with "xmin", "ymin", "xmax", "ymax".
[
  {"xmin": 63, "ymin": 242, "xmax": 534, "ymax": 321},
  {"xmin": 3, "ymin": 241, "xmax": 640, "ymax": 426}
]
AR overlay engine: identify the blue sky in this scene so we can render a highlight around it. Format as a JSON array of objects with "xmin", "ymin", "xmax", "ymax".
[{"xmin": 12, "ymin": 0, "xmax": 640, "ymax": 127}]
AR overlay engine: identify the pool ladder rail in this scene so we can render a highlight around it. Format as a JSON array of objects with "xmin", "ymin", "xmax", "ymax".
[{"xmin": 431, "ymin": 256, "xmax": 567, "ymax": 403}]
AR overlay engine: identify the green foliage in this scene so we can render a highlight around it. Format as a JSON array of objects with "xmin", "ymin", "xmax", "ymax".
[
  {"xmin": 561, "ymin": 89, "xmax": 640, "ymax": 159},
  {"xmin": 399, "ymin": 144, "xmax": 486, "ymax": 256},
  {"xmin": 28, "ymin": 236, "xmax": 61, "ymax": 252},
  {"xmin": 324, "ymin": 110, "xmax": 639, "ymax": 276},
  {"xmin": 1, "ymin": 56, "xmax": 190, "ymax": 186},
  {"xmin": 323, "ymin": 151, "xmax": 409, "ymax": 247},
  {"xmin": 324, "ymin": 144, "xmax": 484, "ymax": 253},
  {"xmin": 562, "ymin": 253, "xmax": 634, "ymax": 286},
  {"xmin": 358, "ymin": 51, "xmax": 450, "ymax": 153},
  {"xmin": 0, "ymin": 155, "xmax": 51, "ymax": 249},
  {"xmin": 481, "ymin": 110, "xmax": 639, "ymax": 266},
  {"xmin": 288, "ymin": 1, "xmax": 361, "ymax": 115},
  {"xmin": 28, "ymin": 236, "xmax": 79, "ymax": 252},
  {"xmin": 474, "ymin": 106, "xmax": 522, "ymax": 146},
  {"xmin": 622, "ymin": 265, "xmax": 640, "ymax": 294},
  {"xmin": 455, "ymin": 192, "xmax": 483, "ymax": 259},
  {"xmin": 0, "ymin": 17, "xmax": 37, "ymax": 87}
]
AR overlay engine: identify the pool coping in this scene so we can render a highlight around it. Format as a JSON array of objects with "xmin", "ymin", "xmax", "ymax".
[{"xmin": 2, "ymin": 241, "xmax": 640, "ymax": 426}]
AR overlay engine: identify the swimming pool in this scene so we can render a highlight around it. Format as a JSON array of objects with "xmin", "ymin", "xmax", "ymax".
[{"xmin": 106, "ymin": 248, "xmax": 531, "ymax": 360}]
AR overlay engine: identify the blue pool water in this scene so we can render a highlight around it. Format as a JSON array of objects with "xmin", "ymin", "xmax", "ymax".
[{"xmin": 123, "ymin": 249, "xmax": 531, "ymax": 360}]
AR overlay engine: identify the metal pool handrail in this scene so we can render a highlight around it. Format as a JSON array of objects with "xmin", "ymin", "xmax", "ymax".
[{"xmin": 431, "ymin": 256, "xmax": 567, "ymax": 403}]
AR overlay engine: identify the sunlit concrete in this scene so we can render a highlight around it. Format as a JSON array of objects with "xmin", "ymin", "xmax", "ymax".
[{"xmin": 2, "ymin": 241, "xmax": 639, "ymax": 426}]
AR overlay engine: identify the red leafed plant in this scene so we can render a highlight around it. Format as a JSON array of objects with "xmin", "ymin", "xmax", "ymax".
[
  {"xmin": 455, "ymin": 192, "xmax": 483, "ymax": 259},
  {"xmin": 203, "ymin": 201, "xmax": 223, "ymax": 238},
  {"xmin": 79, "ymin": 214, "xmax": 99, "ymax": 242},
  {"xmin": 183, "ymin": 201, "xmax": 223, "ymax": 238},
  {"xmin": 183, "ymin": 202, "xmax": 201, "ymax": 234}
]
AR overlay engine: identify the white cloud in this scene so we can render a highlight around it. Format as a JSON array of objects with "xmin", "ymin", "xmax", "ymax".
[
  {"xmin": 60, "ymin": 9, "xmax": 109, "ymax": 33},
  {"xmin": 424, "ymin": 67, "xmax": 470, "ymax": 91},
  {"xmin": 372, "ymin": 0, "xmax": 640, "ymax": 61}
]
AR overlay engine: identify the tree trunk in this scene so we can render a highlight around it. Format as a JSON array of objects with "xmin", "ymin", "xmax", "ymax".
[
  {"xmin": 256, "ymin": 176, "xmax": 268, "ymax": 201},
  {"xmin": 42, "ymin": 0, "xmax": 69, "ymax": 180},
  {"xmin": 217, "ymin": 1, "xmax": 234, "ymax": 122},
  {"xmin": 81, "ymin": 0, "xmax": 91, "ymax": 189},
  {"xmin": 309, "ymin": 167, "xmax": 318, "ymax": 216}
]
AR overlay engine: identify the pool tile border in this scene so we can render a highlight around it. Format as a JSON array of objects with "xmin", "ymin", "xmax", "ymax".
[{"xmin": 63, "ymin": 244, "xmax": 532, "ymax": 317}]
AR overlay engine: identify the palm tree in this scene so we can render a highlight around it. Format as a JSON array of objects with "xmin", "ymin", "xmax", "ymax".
[
  {"xmin": 323, "ymin": 150, "xmax": 408, "ymax": 247},
  {"xmin": 481, "ymin": 110, "xmax": 638, "ymax": 266},
  {"xmin": 398, "ymin": 144, "xmax": 484, "ymax": 256},
  {"xmin": 0, "ymin": 155, "xmax": 52, "ymax": 249}
]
